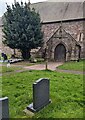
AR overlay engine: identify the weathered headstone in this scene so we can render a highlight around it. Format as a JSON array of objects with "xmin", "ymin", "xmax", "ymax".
[
  {"xmin": 0, "ymin": 97, "xmax": 9, "ymax": 119},
  {"xmin": 27, "ymin": 78, "xmax": 51, "ymax": 112}
]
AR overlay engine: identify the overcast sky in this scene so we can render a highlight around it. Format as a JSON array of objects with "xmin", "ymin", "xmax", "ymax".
[{"xmin": 0, "ymin": 0, "xmax": 47, "ymax": 17}]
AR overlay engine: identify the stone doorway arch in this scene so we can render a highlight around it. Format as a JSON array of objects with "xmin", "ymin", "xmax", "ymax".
[{"xmin": 54, "ymin": 44, "xmax": 66, "ymax": 62}]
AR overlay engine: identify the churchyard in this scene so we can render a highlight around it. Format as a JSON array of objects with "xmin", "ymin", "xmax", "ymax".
[
  {"xmin": 0, "ymin": 60, "xmax": 84, "ymax": 118},
  {"xmin": 57, "ymin": 60, "xmax": 85, "ymax": 71},
  {"xmin": 0, "ymin": 1, "xmax": 85, "ymax": 119}
]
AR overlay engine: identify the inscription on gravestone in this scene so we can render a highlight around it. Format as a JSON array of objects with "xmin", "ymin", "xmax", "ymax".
[
  {"xmin": 0, "ymin": 97, "xmax": 9, "ymax": 119},
  {"xmin": 27, "ymin": 78, "xmax": 51, "ymax": 112}
]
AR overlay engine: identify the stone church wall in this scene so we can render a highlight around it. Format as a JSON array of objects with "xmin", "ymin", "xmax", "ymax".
[
  {"xmin": 41, "ymin": 20, "xmax": 84, "ymax": 60},
  {"xmin": 42, "ymin": 20, "xmax": 83, "ymax": 42},
  {"xmin": 0, "ymin": 19, "xmax": 84, "ymax": 60}
]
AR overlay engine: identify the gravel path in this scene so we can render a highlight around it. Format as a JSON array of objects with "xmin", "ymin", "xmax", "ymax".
[
  {"xmin": 24, "ymin": 62, "xmax": 85, "ymax": 75},
  {"xmin": 24, "ymin": 62, "xmax": 63, "ymax": 70},
  {"xmin": 1, "ymin": 62, "xmax": 85, "ymax": 75}
]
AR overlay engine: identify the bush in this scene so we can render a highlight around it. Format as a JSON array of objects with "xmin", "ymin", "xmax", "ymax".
[
  {"xmin": 36, "ymin": 58, "xmax": 44, "ymax": 62},
  {"xmin": 29, "ymin": 57, "xmax": 37, "ymax": 63},
  {"xmin": 29, "ymin": 57, "xmax": 44, "ymax": 63}
]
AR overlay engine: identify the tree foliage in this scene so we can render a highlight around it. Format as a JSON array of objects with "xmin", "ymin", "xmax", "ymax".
[{"xmin": 3, "ymin": 2, "xmax": 43, "ymax": 59}]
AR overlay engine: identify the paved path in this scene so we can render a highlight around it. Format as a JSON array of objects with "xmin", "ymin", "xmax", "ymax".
[
  {"xmin": 24, "ymin": 62, "xmax": 63, "ymax": 71},
  {"xmin": 24, "ymin": 62, "xmax": 84, "ymax": 75},
  {"xmin": 0, "ymin": 62, "xmax": 63, "ymax": 76},
  {"xmin": 1, "ymin": 62, "xmax": 85, "ymax": 75}
]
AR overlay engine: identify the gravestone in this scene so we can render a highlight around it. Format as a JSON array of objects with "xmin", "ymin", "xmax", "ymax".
[
  {"xmin": 27, "ymin": 78, "xmax": 51, "ymax": 112},
  {"xmin": 0, "ymin": 97, "xmax": 9, "ymax": 119}
]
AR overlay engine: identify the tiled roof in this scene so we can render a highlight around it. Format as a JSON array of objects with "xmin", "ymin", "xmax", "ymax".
[{"xmin": 31, "ymin": 2, "xmax": 84, "ymax": 23}]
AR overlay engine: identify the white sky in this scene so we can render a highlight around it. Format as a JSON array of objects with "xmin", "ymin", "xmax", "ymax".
[{"xmin": 0, "ymin": 0, "xmax": 84, "ymax": 17}]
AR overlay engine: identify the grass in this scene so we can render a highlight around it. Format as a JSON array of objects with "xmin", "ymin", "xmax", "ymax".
[
  {"xmin": 0, "ymin": 61, "xmax": 38, "ymax": 73},
  {"xmin": 57, "ymin": 60, "xmax": 85, "ymax": 71},
  {"xmin": 2, "ymin": 70, "xmax": 84, "ymax": 118},
  {"xmin": 0, "ymin": 60, "xmax": 45, "ymax": 74},
  {"xmin": 0, "ymin": 65, "xmax": 24, "ymax": 74},
  {"xmin": 0, "ymin": 61, "xmax": 43, "ymax": 73}
]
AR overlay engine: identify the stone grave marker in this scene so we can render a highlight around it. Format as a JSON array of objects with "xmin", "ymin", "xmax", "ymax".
[
  {"xmin": 27, "ymin": 78, "xmax": 51, "ymax": 112},
  {"xmin": 0, "ymin": 97, "xmax": 9, "ymax": 119}
]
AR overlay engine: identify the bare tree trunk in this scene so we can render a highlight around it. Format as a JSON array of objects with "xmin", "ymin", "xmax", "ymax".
[{"xmin": 21, "ymin": 49, "xmax": 30, "ymax": 59}]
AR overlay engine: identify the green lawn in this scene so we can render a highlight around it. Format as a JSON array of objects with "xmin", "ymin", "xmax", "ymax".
[
  {"xmin": 0, "ymin": 61, "xmax": 36, "ymax": 74},
  {"xmin": 0, "ymin": 66, "xmax": 23, "ymax": 74},
  {"xmin": 58, "ymin": 60, "xmax": 85, "ymax": 71},
  {"xmin": 0, "ymin": 60, "xmax": 44, "ymax": 74},
  {"xmin": 2, "ymin": 70, "xmax": 84, "ymax": 118}
]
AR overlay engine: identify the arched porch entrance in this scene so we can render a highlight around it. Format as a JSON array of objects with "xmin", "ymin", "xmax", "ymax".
[{"xmin": 54, "ymin": 44, "xmax": 66, "ymax": 62}]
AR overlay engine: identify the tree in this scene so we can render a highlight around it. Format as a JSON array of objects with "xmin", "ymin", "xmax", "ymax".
[{"xmin": 3, "ymin": 2, "xmax": 43, "ymax": 59}]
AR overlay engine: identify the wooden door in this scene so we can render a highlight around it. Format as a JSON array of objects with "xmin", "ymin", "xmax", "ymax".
[{"xmin": 54, "ymin": 44, "xmax": 66, "ymax": 61}]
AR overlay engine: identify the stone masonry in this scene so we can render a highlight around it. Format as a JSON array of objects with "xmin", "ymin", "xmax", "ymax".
[
  {"xmin": 39, "ymin": 20, "xmax": 85, "ymax": 61},
  {"xmin": 0, "ymin": 2, "xmax": 85, "ymax": 61}
]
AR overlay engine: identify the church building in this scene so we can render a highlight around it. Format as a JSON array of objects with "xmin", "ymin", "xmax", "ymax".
[
  {"xmin": 31, "ymin": 1, "xmax": 85, "ymax": 61},
  {"xmin": 0, "ymin": 1, "xmax": 85, "ymax": 61}
]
